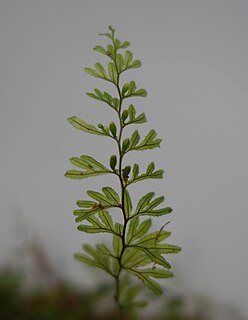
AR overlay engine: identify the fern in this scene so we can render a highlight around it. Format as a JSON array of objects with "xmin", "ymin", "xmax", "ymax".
[{"xmin": 65, "ymin": 26, "xmax": 181, "ymax": 317}]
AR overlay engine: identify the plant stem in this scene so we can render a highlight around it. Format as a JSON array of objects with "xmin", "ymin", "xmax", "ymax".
[{"xmin": 113, "ymin": 45, "xmax": 129, "ymax": 308}]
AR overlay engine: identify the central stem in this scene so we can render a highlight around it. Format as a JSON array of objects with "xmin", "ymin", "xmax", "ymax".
[{"xmin": 113, "ymin": 47, "xmax": 129, "ymax": 308}]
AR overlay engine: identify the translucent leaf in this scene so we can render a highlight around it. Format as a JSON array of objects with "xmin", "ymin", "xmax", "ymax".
[
  {"xmin": 131, "ymin": 129, "xmax": 161, "ymax": 151},
  {"xmin": 135, "ymin": 247, "xmax": 171, "ymax": 269},
  {"xmin": 132, "ymin": 164, "xmax": 139, "ymax": 180},
  {"xmin": 119, "ymin": 41, "xmax": 130, "ymax": 49},
  {"xmin": 94, "ymin": 45, "xmax": 107, "ymax": 55},
  {"xmin": 121, "ymin": 81, "xmax": 147, "ymax": 99},
  {"xmin": 121, "ymin": 109, "xmax": 129, "ymax": 122},
  {"xmin": 135, "ymin": 268, "xmax": 174, "ymax": 279},
  {"xmin": 126, "ymin": 216, "xmax": 139, "ymax": 244},
  {"xmin": 73, "ymin": 207, "xmax": 99, "ymax": 223},
  {"xmin": 77, "ymin": 210, "xmax": 120, "ymax": 236},
  {"xmin": 127, "ymin": 163, "xmax": 164, "ymax": 186},
  {"xmin": 129, "ymin": 59, "xmax": 142, "ymax": 69},
  {"xmin": 109, "ymin": 122, "xmax": 117, "ymax": 138},
  {"xmin": 136, "ymin": 230, "xmax": 171, "ymax": 247},
  {"xmin": 122, "ymin": 83, "xmax": 130, "ymax": 96},
  {"xmin": 116, "ymin": 53, "xmax": 124, "ymax": 72},
  {"xmin": 124, "ymin": 51, "xmax": 133, "ymax": 68},
  {"xmin": 76, "ymin": 200, "xmax": 95, "ymax": 208},
  {"xmin": 133, "ymin": 89, "xmax": 147, "ymax": 97},
  {"xmin": 132, "ymin": 112, "xmax": 146, "ymax": 124},
  {"xmin": 95, "ymin": 62, "xmax": 108, "ymax": 79},
  {"xmin": 122, "ymin": 165, "xmax": 131, "ymax": 180},
  {"xmin": 69, "ymin": 155, "xmax": 107, "ymax": 171},
  {"xmin": 128, "ymin": 268, "xmax": 163, "ymax": 295},
  {"xmin": 108, "ymin": 62, "xmax": 118, "ymax": 84},
  {"xmin": 74, "ymin": 244, "xmax": 114, "ymax": 275},
  {"xmin": 65, "ymin": 155, "xmax": 109, "ymax": 180},
  {"xmin": 84, "ymin": 67, "xmax": 100, "ymax": 78},
  {"xmin": 106, "ymin": 44, "xmax": 115, "ymax": 57},
  {"xmin": 122, "ymin": 247, "xmax": 151, "ymax": 268},
  {"xmin": 122, "ymin": 138, "xmax": 130, "ymax": 153},
  {"xmin": 67, "ymin": 116, "xmax": 105, "ymax": 136},
  {"xmin": 124, "ymin": 189, "xmax": 132, "ymax": 218},
  {"xmin": 135, "ymin": 192, "xmax": 155, "ymax": 215},
  {"xmin": 132, "ymin": 191, "xmax": 172, "ymax": 218},
  {"xmin": 86, "ymin": 89, "xmax": 120, "ymax": 111},
  {"xmin": 102, "ymin": 187, "xmax": 120, "ymax": 206},
  {"xmin": 131, "ymin": 219, "xmax": 152, "ymax": 242},
  {"xmin": 87, "ymin": 187, "xmax": 120, "ymax": 207},
  {"xmin": 126, "ymin": 105, "xmax": 147, "ymax": 125},
  {"xmin": 114, "ymin": 38, "xmax": 121, "ymax": 48},
  {"xmin": 113, "ymin": 224, "xmax": 123, "ymax": 256},
  {"xmin": 98, "ymin": 210, "xmax": 114, "ymax": 230},
  {"xmin": 74, "ymin": 253, "xmax": 101, "ymax": 268},
  {"xmin": 126, "ymin": 130, "xmax": 140, "ymax": 151},
  {"xmin": 109, "ymin": 155, "xmax": 117, "ymax": 171}
]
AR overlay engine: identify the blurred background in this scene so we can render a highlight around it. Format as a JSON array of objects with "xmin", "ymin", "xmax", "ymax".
[{"xmin": 1, "ymin": 0, "xmax": 248, "ymax": 319}]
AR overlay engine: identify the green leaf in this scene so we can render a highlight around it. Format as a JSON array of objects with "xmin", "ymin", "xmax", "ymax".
[
  {"xmin": 132, "ymin": 164, "xmax": 139, "ymax": 180},
  {"xmin": 128, "ymin": 162, "xmax": 164, "ymax": 186},
  {"xmin": 87, "ymin": 187, "xmax": 120, "ymax": 207},
  {"xmin": 129, "ymin": 60, "xmax": 142, "ymax": 69},
  {"xmin": 94, "ymin": 45, "xmax": 107, "ymax": 56},
  {"xmin": 85, "ymin": 63, "xmax": 110, "ymax": 82},
  {"xmin": 132, "ymin": 192, "xmax": 172, "ymax": 218},
  {"xmin": 113, "ymin": 223, "xmax": 123, "ymax": 256},
  {"xmin": 108, "ymin": 62, "xmax": 118, "ymax": 84},
  {"xmin": 135, "ymin": 192, "xmax": 155, "ymax": 215},
  {"xmin": 135, "ymin": 268, "xmax": 174, "ymax": 279},
  {"xmin": 109, "ymin": 122, "xmax": 117, "ymax": 138},
  {"xmin": 67, "ymin": 116, "xmax": 105, "ymax": 136},
  {"xmin": 102, "ymin": 187, "xmax": 120, "ymax": 206},
  {"xmin": 95, "ymin": 62, "xmax": 108, "ymax": 78},
  {"xmin": 119, "ymin": 41, "xmax": 130, "ymax": 49},
  {"xmin": 116, "ymin": 53, "xmax": 125, "ymax": 73},
  {"xmin": 65, "ymin": 155, "xmax": 110, "ymax": 180},
  {"xmin": 126, "ymin": 216, "xmax": 139, "ymax": 244},
  {"xmin": 73, "ymin": 207, "xmax": 100, "ymax": 223},
  {"xmin": 121, "ymin": 109, "xmax": 129, "ymax": 122},
  {"xmin": 122, "ymin": 165, "xmax": 131, "ymax": 180},
  {"xmin": 122, "ymin": 247, "xmax": 151, "ymax": 269},
  {"xmin": 122, "ymin": 138, "xmax": 130, "ymax": 153},
  {"xmin": 131, "ymin": 219, "xmax": 152, "ymax": 242},
  {"xmin": 75, "ymin": 244, "xmax": 113, "ymax": 275},
  {"xmin": 126, "ymin": 130, "xmax": 140, "ymax": 151},
  {"xmin": 136, "ymin": 230, "xmax": 171, "ymax": 247},
  {"xmin": 98, "ymin": 210, "xmax": 114, "ymax": 230},
  {"xmin": 134, "ymin": 247, "xmax": 171, "ymax": 269},
  {"xmin": 68, "ymin": 155, "xmax": 107, "ymax": 171},
  {"xmin": 124, "ymin": 189, "xmax": 132, "ymax": 218},
  {"xmin": 124, "ymin": 51, "xmax": 133, "ymax": 68},
  {"xmin": 109, "ymin": 155, "xmax": 117, "ymax": 171},
  {"xmin": 126, "ymin": 105, "xmax": 146, "ymax": 125},
  {"xmin": 122, "ymin": 83, "xmax": 130, "ymax": 96},
  {"xmin": 86, "ymin": 89, "xmax": 120, "ymax": 111},
  {"xmin": 128, "ymin": 268, "xmax": 163, "ymax": 295},
  {"xmin": 106, "ymin": 44, "xmax": 115, "ymax": 58},
  {"xmin": 130, "ymin": 129, "xmax": 161, "ymax": 151},
  {"xmin": 76, "ymin": 200, "xmax": 95, "ymax": 208},
  {"xmin": 122, "ymin": 81, "xmax": 147, "ymax": 99},
  {"xmin": 77, "ymin": 210, "xmax": 121, "ymax": 237}
]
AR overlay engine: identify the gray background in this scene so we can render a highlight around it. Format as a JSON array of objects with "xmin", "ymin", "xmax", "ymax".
[{"xmin": 1, "ymin": 0, "xmax": 248, "ymax": 316}]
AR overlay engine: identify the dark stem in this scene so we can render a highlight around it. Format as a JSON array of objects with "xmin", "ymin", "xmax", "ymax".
[{"xmin": 112, "ymin": 41, "xmax": 130, "ymax": 308}]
